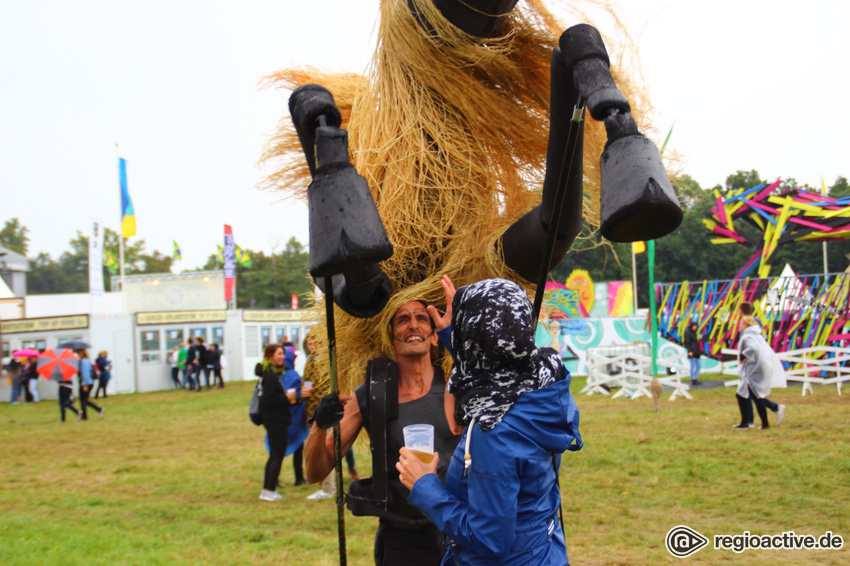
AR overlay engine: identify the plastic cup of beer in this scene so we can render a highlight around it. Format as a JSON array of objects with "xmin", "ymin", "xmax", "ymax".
[{"xmin": 403, "ymin": 424, "xmax": 435, "ymax": 464}]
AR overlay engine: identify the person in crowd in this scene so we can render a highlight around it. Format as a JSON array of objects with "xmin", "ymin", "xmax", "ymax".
[
  {"xmin": 184, "ymin": 339, "xmax": 198, "ymax": 390},
  {"xmin": 257, "ymin": 343, "xmax": 294, "ymax": 501},
  {"xmin": 23, "ymin": 355, "xmax": 39, "ymax": 403},
  {"xmin": 281, "ymin": 340, "xmax": 308, "ymax": 486},
  {"xmin": 208, "ymin": 343, "xmax": 224, "ymax": 389},
  {"xmin": 195, "ymin": 337, "xmax": 209, "ymax": 391},
  {"xmin": 169, "ymin": 345, "xmax": 183, "ymax": 389},
  {"xmin": 397, "ymin": 278, "xmax": 583, "ymax": 566},
  {"xmin": 90, "ymin": 353, "xmax": 101, "ymax": 394},
  {"xmin": 683, "ymin": 321, "xmax": 703, "ymax": 386},
  {"xmin": 6, "ymin": 357, "xmax": 24, "ymax": 404},
  {"xmin": 94, "ymin": 351, "xmax": 112, "ymax": 398},
  {"xmin": 57, "ymin": 374, "xmax": 79, "ymax": 422},
  {"xmin": 732, "ymin": 315, "xmax": 786, "ymax": 430},
  {"xmin": 305, "ymin": 297, "xmax": 461, "ymax": 565},
  {"xmin": 75, "ymin": 349, "xmax": 104, "ymax": 420},
  {"xmin": 177, "ymin": 342, "xmax": 188, "ymax": 389}
]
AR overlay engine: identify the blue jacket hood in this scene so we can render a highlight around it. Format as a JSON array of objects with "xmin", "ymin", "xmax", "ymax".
[{"xmin": 501, "ymin": 375, "xmax": 583, "ymax": 454}]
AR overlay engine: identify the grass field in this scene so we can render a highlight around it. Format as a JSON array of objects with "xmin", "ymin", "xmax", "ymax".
[{"xmin": 1, "ymin": 376, "xmax": 848, "ymax": 565}]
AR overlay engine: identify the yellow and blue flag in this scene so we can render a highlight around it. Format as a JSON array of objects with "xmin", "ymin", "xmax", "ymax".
[
  {"xmin": 172, "ymin": 240, "xmax": 182, "ymax": 260},
  {"xmin": 119, "ymin": 158, "xmax": 136, "ymax": 238}
]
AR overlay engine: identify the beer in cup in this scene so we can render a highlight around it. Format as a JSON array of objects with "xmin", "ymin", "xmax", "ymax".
[{"xmin": 403, "ymin": 424, "xmax": 435, "ymax": 463}]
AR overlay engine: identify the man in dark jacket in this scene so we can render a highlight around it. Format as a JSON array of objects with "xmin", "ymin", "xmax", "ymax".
[
  {"xmin": 684, "ymin": 322, "xmax": 702, "ymax": 386},
  {"xmin": 194, "ymin": 337, "xmax": 209, "ymax": 390}
]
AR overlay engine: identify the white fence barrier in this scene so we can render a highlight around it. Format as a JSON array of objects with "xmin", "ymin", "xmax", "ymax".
[{"xmin": 583, "ymin": 343, "xmax": 692, "ymax": 401}]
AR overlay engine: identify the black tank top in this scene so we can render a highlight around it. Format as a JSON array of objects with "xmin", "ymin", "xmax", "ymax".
[{"xmin": 356, "ymin": 366, "xmax": 460, "ymax": 521}]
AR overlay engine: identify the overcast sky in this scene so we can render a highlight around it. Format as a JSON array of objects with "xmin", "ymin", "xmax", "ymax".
[{"xmin": 2, "ymin": 1, "xmax": 847, "ymax": 270}]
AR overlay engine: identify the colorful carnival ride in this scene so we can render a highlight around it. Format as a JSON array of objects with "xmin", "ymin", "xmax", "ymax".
[
  {"xmin": 657, "ymin": 268, "xmax": 850, "ymax": 359},
  {"xmin": 659, "ymin": 180, "xmax": 850, "ymax": 370},
  {"xmin": 703, "ymin": 181, "xmax": 850, "ymax": 279}
]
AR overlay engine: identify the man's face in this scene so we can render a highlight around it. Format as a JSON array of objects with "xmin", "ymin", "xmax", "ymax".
[{"xmin": 391, "ymin": 301, "xmax": 437, "ymax": 359}]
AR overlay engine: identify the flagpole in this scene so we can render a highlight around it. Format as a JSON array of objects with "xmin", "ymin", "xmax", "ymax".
[
  {"xmin": 116, "ymin": 144, "xmax": 127, "ymax": 314},
  {"xmin": 648, "ymin": 239, "xmax": 658, "ymax": 377},
  {"xmin": 647, "ymin": 124, "xmax": 673, "ymax": 377},
  {"xmin": 631, "ymin": 243, "xmax": 639, "ymax": 313},
  {"xmin": 821, "ymin": 178, "xmax": 829, "ymax": 275}
]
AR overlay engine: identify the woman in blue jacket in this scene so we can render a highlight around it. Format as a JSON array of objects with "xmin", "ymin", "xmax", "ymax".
[{"xmin": 398, "ymin": 278, "xmax": 582, "ymax": 565}]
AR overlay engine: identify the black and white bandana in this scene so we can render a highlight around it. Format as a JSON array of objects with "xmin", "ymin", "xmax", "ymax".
[{"xmin": 448, "ymin": 278, "xmax": 563, "ymax": 431}]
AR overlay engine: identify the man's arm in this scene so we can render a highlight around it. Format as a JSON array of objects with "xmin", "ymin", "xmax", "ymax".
[{"xmin": 304, "ymin": 394, "xmax": 364, "ymax": 483}]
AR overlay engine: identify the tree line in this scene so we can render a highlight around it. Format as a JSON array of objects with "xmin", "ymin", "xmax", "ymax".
[{"xmin": 3, "ymin": 170, "xmax": 848, "ymax": 310}]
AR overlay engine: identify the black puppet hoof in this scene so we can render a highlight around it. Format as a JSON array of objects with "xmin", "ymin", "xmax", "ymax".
[{"xmin": 599, "ymin": 134, "xmax": 683, "ymax": 242}]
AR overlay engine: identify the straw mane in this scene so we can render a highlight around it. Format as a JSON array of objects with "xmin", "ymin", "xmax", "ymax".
[{"xmin": 260, "ymin": 0, "xmax": 656, "ymax": 392}]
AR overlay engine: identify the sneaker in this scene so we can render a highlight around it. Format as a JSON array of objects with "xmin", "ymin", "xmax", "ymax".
[
  {"xmin": 77, "ymin": 412, "xmax": 83, "ymax": 421},
  {"xmin": 99, "ymin": 408, "xmax": 106, "ymax": 420},
  {"xmin": 731, "ymin": 424, "xmax": 750, "ymax": 430},
  {"xmin": 259, "ymin": 490, "xmax": 279, "ymax": 502},
  {"xmin": 306, "ymin": 489, "xmax": 334, "ymax": 500},
  {"xmin": 776, "ymin": 405, "xmax": 786, "ymax": 425},
  {"xmin": 758, "ymin": 425, "xmax": 770, "ymax": 430},
  {"xmin": 294, "ymin": 479, "xmax": 307, "ymax": 487},
  {"xmin": 748, "ymin": 423, "xmax": 756, "ymax": 429}
]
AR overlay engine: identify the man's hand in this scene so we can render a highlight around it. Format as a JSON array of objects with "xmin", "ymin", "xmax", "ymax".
[
  {"xmin": 426, "ymin": 275, "xmax": 457, "ymax": 331},
  {"xmin": 314, "ymin": 392, "xmax": 348, "ymax": 429},
  {"xmin": 396, "ymin": 447, "xmax": 440, "ymax": 490}
]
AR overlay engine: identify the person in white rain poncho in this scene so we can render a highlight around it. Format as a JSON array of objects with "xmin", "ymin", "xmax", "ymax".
[{"xmin": 732, "ymin": 316, "xmax": 787, "ymax": 430}]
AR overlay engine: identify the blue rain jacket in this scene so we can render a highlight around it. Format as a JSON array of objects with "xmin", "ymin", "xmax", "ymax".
[{"xmin": 408, "ymin": 377, "xmax": 582, "ymax": 565}]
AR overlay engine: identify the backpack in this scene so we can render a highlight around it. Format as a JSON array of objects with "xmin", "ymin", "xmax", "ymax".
[{"xmin": 249, "ymin": 381, "xmax": 262, "ymax": 426}]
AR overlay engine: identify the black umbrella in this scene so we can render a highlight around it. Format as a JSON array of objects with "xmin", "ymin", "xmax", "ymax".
[{"xmin": 57, "ymin": 340, "xmax": 91, "ymax": 350}]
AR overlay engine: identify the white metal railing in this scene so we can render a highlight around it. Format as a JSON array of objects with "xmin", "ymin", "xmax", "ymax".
[{"xmin": 584, "ymin": 343, "xmax": 692, "ymax": 401}]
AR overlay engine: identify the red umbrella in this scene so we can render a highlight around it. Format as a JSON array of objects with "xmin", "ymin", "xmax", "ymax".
[
  {"xmin": 12, "ymin": 348, "xmax": 40, "ymax": 358},
  {"xmin": 37, "ymin": 348, "xmax": 79, "ymax": 382}
]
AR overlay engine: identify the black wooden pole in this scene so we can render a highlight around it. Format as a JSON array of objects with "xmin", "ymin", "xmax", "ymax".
[{"xmin": 323, "ymin": 276, "xmax": 347, "ymax": 566}]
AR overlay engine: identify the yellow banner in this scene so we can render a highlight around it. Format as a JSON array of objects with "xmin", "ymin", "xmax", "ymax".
[
  {"xmin": 242, "ymin": 310, "xmax": 312, "ymax": 323},
  {"xmin": 136, "ymin": 310, "xmax": 227, "ymax": 325},
  {"xmin": 1, "ymin": 315, "xmax": 89, "ymax": 334}
]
